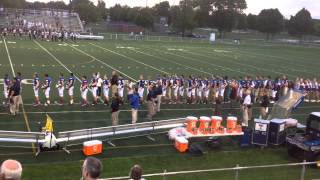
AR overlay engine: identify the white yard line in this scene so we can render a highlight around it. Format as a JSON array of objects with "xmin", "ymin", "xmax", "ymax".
[
  {"xmin": 3, "ymin": 39, "xmax": 16, "ymax": 76},
  {"xmin": 90, "ymin": 42, "xmax": 170, "ymax": 75},
  {"xmin": 183, "ymin": 49, "xmax": 295, "ymax": 78},
  {"xmin": 216, "ymin": 47, "xmax": 318, "ymax": 73},
  {"xmin": 128, "ymin": 45, "xmax": 213, "ymax": 76},
  {"xmin": 163, "ymin": 49, "xmax": 249, "ymax": 76},
  {"xmin": 67, "ymin": 43, "xmax": 137, "ymax": 81},
  {"xmin": 33, "ymin": 40, "xmax": 82, "ymax": 82},
  {"xmin": 3, "ymin": 38, "xmax": 34, "ymax": 152}
]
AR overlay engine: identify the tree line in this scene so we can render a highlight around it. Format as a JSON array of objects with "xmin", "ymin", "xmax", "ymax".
[{"xmin": 1, "ymin": 0, "xmax": 320, "ymax": 39}]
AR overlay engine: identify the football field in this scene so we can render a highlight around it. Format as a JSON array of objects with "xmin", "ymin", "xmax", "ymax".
[{"xmin": 0, "ymin": 37, "xmax": 320, "ymax": 179}]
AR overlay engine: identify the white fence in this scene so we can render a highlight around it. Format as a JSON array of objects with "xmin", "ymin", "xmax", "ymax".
[
  {"xmin": 100, "ymin": 33, "xmax": 210, "ymax": 43},
  {"xmin": 104, "ymin": 161, "xmax": 319, "ymax": 180}
]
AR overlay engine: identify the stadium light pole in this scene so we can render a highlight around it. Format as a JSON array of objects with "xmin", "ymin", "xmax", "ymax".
[{"xmin": 69, "ymin": 0, "xmax": 72, "ymax": 13}]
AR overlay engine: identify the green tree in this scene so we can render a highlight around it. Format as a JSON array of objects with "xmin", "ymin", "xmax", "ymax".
[
  {"xmin": 287, "ymin": 8, "xmax": 314, "ymax": 39},
  {"xmin": 314, "ymin": 20, "xmax": 320, "ymax": 37},
  {"xmin": 192, "ymin": 0, "xmax": 212, "ymax": 27},
  {"xmin": 257, "ymin": 8, "xmax": 283, "ymax": 40},
  {"xmin": 172, "ymin": 0, "xmax": 196, "ymax": 36},
  {"xmin": 211, "ymin": 0, "xmax": 247, "ymax": 38},
  {"xmin": 109, "ymin": 4, "xmax": 123, "ymax": 21},
  {"xmin": 168, "ymin": 5, "xmax": 180, "ymax": 26},
  {"xmin": 236, "ymin": 13, "xmax": 247, "ymax": 30},
  {"xmin": 126, "ymin": 7, "xmax": 139, "ymax": 22},
  {"xmin": 247, "ymin": 13, "xmax": 258, "ymax": 30},
  {"xmin": 153, "ymin": 1, "xmax": 170, "ymax": 17},
  {"xmin": 97, "ymin": 0, "xmax": 107, "ymax": 20},
  {"xmin": 71, "ymin": 0, "xmax": 100, "ymax": 23},
  {"xmin": 135, "ymin": 8, "xmax": 154, "ymax": 29},
  {"xmin": 0, "ymin": 0, "xmax": 26, "ymax": 9}
]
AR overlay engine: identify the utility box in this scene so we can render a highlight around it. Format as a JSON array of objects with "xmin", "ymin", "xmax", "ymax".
[
  {"xmin": 269, "ymin": 119, "xmax": 286, "ymax": 145},
  {"xmin": 252, "ymin": 119, "xmax": 270, "ymax": 146}
]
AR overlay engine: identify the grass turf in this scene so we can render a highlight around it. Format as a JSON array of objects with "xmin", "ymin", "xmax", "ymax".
[{"xmin": 0, "ymin": 37, "xmax": 320, "ymax": 179}]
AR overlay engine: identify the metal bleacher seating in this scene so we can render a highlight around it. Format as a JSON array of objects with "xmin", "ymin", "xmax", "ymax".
[{"xmin": 0, "ymin": 8, "xmax": 84, "ymax": 32}]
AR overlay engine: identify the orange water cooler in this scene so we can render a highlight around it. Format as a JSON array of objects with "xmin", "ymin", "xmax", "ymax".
[
  {"xmin": 227, "ymin": 116, "xmax": 238, "ymax": 133},
  {"xmin": 83, "ymin": 140, "xmax": 103, "ymax": 156},
  {"xmin": 186, "ymin": 116, "xmax": 198, "ymax": 135},
  {"xmin": 199, "ymin": 116, "xmax": 211, "ymax": 134},
  {"xmin": 211, "ymin": 116, "xmax": 222, "ymax": 133},
  {"xmin": 175, "ymin": 137, "xmax": 189, "ymax": 152}
]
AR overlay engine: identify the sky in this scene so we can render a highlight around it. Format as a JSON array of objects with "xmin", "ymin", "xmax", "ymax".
[{"xmin": 25, "ymin": 0, "xmax": 320, "ymax": 19}]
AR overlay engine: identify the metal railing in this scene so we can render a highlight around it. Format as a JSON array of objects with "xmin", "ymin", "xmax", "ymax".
[{"xmin": 104, "ymin": 160, "xmax": 319, "ymax": 180}]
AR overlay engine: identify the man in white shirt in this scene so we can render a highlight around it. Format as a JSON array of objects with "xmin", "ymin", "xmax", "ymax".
[{"xmin": 242, "ymin": 89, "xmax": 252, "ymax": 127}]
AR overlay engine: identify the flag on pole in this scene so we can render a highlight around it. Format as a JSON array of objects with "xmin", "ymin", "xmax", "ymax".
[{"xmin": 44, "ymin": 114, "xmax": 54, "ymax": 132}]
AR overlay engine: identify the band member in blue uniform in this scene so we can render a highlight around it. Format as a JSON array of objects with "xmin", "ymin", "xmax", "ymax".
[
  {"xmin": 42, "ymin": 74, "xmax": 52, "ymax": 106},
  {"xmin": 80, "ymin": 76, "xmax": 89, "ymax": 106},
  {"xmin": 56, "ymin": 73, "xmax": 65, "ymax": 105},
  {"xmin": 32, "ymin": 73, "xmax": 40, "ymax": 106},
  {"xmin": 103, "ymin": 75, "xmax": 110, "ymax": 105},
  {"xmin": 66, "ymin": 73, "xmax": 75, "ymax": 105}
]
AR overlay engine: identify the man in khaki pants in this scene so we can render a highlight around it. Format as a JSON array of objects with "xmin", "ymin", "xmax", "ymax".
[
  {"xmin": 9, "ymin": 78, "xmax": 21, "ymax": 116},
  {"xmin": 155, "ymin": 81, "xmax": 163, "ymax": 112},
  {"xmin": 147, "ymin": 83, "xmax": 156, "ymax": 120},
  {"xmin": 110, "ymin": 93, "xmax": 120, "ymax": 126},
  {"xmin": 241, "ymin": 89, "xmax": 252, "ymax": 127}
]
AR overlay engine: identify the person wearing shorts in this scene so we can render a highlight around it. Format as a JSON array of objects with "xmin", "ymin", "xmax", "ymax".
[
  {"xmin": 3, "ymin": 74, "xmax": 11, "ymax": 106},
  {"xmin": 56, "ymin": 73, "xmax": 65, "ymax": 105},
  {"xmin": 80, "ymin": 76, "xmax": 89, "ymax": 106},
  {"xmin": 103, "ymin": 75, "xmax": 110, "ymax": 105},
  {"xmin": 66, "ymin": 73, "xmax": 75, "ymax": 105}
]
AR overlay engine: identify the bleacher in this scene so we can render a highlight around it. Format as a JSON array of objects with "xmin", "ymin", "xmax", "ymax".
[{"xmin": 0, "ymin": 8, "xmax": 84, "ymax": 32}]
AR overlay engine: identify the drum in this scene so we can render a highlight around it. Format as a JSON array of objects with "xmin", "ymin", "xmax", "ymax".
[
  {"xmin": 199, "ymin": 116, "xmax": 211, "ymax": 134},
  {"xmin": 186, "ymin": 116, "xmax": 198, "ymax": 134}
]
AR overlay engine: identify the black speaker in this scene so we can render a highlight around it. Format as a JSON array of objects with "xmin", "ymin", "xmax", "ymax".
[{"xmin": 189, "ymin": 143, "xmax": 204, "ymax": 156}]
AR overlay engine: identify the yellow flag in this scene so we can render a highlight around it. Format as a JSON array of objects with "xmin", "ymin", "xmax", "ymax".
[{"xmin": 44, "ymin": 114, "xmax": 54, "ymax": 132}]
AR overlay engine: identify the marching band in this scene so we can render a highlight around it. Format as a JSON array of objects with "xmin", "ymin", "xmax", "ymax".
[{"xmin": 2, "ymin": 72, "xmax": 318, "ymax": 107}]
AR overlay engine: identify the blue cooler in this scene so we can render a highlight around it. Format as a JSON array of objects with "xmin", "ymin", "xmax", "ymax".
[
  {"xmin": 252, "ymin": 119, "xmax": 270, "ymax": 146},
  {"xmin": 269, "ymin": 119, "xmax": 286, "ymax": 145}
]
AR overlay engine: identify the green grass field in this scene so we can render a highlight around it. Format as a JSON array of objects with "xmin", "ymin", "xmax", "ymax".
[{"xmin": 0, "ymin": 37, "xmax": 320, "ymax": 179}]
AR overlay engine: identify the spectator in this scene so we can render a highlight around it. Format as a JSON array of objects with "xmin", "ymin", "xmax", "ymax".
[
  {"xmin": 128, "ymin": 88, "xmax": 140, "ymax": 124},
  {"xmin": 260, "ymin": 89, "xmax": 270, "ymax": 119},
  {"xmin": 110, "ymin": 71, "xmax": 118, "ymax": 98},
  {"xmin": 155, "ymin": 81, "xmax": 163, "ymax": 112},
  {"xmin": 213, "ymin": 95, "xmax": 222, "ymax": 116},
  {"xmin": 9, "ymin": 78, "xmax": 20, "ymax": 116},
  {"xmin": 129, "ymin": 164, "xmax": 145, "ymax": 180},
  {"xmin": 241, "ymin": 89, "xmax": 252, "ymax": 127},
  {"xmin": 0, "ymin": 159, "xmax": 23, "ymax": 180},
  {"xmin": 147, "ymin": 83, "xmax": 156, "ymax": 120},
  {"xmin": 111, "ymin": 93, "xmax": 120, "ymax": 126},
  {"xmin": 81, "ymin": 157, "xmax": 102, "ymax": 180}
]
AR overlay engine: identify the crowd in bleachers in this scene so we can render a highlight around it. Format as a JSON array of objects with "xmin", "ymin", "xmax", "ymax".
[
  {"xmin": 1, "ymin": 26, "xmax": 79, "ymax": 42},
  {"xmin": 0, "ymin": 157, "xmax": 145, "ymax": 180}
]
